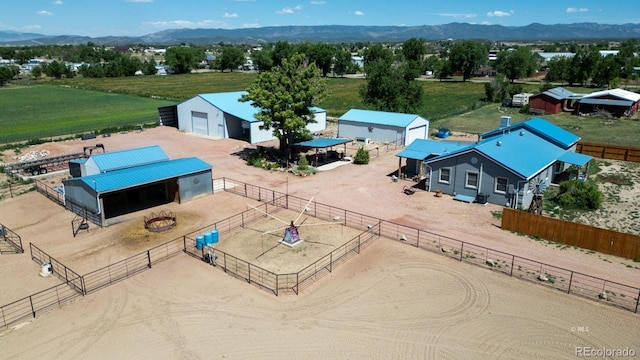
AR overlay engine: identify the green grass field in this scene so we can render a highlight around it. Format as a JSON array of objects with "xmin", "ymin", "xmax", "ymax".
[
  {"xmin": 1, "ymin": 74, "xmax": 638, "ymax": 146},
  {"xmin": 0, "ymin": 85, "xmax": 173, "ymax": 144}
]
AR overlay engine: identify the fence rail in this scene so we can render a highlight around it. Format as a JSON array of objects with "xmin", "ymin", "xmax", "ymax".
[
  {"xmin": 576, "ymin": 141, "xmax": 640, "ymax": 163},
  {"xmin": 30, "ymin": 243, "xmax": 83, "ymax": 294},
  {"xmin": 35, "ymin": 180, "xmax": 102, "ymax": 227},
  {"xmin": 501, "ymin": 208, "xmax": 640, "ymax": 259},
  {"xmin": 0, "ymin": 223, "xmax": 23, "ymax": 254},
  {"xmin": 83, "ymin": 237, "xmax": 184, "ymax": 294}
]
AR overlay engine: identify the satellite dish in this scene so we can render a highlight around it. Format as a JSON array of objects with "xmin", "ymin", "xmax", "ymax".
[{"xmin": 39, "ymin": 262, "xmax": 52, "ymax": 277}]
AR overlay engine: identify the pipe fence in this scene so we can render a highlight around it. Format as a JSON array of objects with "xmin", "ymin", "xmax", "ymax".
[
  {"xmin": 30, "ymin": 243, "xmax": 83, "ymax": 295},
  {"xmin": 0, "ymin": 223, "xmax": 23, "ymax": 254}
]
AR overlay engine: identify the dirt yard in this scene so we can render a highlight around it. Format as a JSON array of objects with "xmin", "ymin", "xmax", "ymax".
[{"xmin": 1, "ymin": 126, "xmax": 639, "ymax": 359}]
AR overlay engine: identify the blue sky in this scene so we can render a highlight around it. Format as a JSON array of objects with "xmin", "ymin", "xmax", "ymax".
[{"xmin": 1, "ymin": 0, "xmax": 636, "ymax": 37}]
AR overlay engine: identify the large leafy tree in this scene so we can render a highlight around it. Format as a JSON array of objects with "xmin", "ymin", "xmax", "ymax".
[
  {"xmin": 591, "ymin": 56, "xmax": 619, "ymax": 88},
  {"xmin": 240, "ymin": 53, "xmax": 327, "ymax": 152},
  {"xmin": 448, "ymin": 40, "xmax": 487, "ymax": 81},
  {"xmin": 165, "ymin": 46, "xmax": 198, "ymax": 74},
  {"xmin": 495, "ymin": 47, "xmax": 539, "ymax": 82},
  {"xmin": 0, "ymin": 65, "xmax": 19, "ymax": 85},
  {"xmin": 402, "ymin": 37, "xmax": 426, "ymax": 78},
  {"xmin": 218, "ymin": 46, "xmax": 245, "ymax": 72},
  {"xmin": 360, "ymin": 48, "xmax": 424, "ymax": 113}
]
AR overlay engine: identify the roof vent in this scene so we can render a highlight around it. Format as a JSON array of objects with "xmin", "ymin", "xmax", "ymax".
[
  {"xmin": 519, "ymin": 130, "xmax": 525, "ymax": 136},
  {"xmin": 497, "ymin": 141, "xmax": 502, "ymax": 147}
]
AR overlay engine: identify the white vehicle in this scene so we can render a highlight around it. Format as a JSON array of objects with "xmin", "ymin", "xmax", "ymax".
[{"xmin": 512, "ymin": 93, "xmax": 534, "ymax": 107}]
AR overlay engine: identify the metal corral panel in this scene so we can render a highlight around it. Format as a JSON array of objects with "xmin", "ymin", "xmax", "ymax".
[
  {"xmin": 77, "ymin": 157, "xmax": 212, "ymax": 194},
  {"xmin": 83, "ymin": 145, "xmax": 169, "ymax": 175}
]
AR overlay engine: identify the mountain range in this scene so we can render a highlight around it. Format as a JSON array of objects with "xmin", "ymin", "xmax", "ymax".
[{"xmin": 1, "ymin": 23, "xmax": 639, "ymax": 46}]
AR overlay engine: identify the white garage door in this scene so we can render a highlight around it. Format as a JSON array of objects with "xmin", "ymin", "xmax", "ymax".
[
  {"xmin": 192, "ymin": 111, "xmax": 208, "ymax": 135},
  {"xmin": 406, "ymin": 125, "xmax": 427, "ymax": 145}
]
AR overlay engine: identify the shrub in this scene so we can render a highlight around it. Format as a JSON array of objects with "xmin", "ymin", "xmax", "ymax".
[
  {"xmin": 297, "ymin": 155, "xmax": 309, "ymax": 170},
  {"xmin": 555, "ymin": 179, "xmax": 602, "ymax": 210},
  {"xmin": 353, "ymin": 147, "xmax": 370, "ymax": 164},
  {"xmin": 246, "ymin": 151, "xmax": 265, "ymax": 168}
]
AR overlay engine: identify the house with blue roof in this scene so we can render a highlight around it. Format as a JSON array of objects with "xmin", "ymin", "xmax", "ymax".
[
  {"xmin": 62, "ymin": 146, "xmax": 212, "ymax": 227},
  {"xmin": 338, "ymin": 109, "xmax": 429, "ymax": 146},
  {"xmin": 398, "ymin": 117, "xmax": 592, "ymax": 209},
  {"xmin": 176, "ymin": 91, "xmax": 327, "ymax": 144}
]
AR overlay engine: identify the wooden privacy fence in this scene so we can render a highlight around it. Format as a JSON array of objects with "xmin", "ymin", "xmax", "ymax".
[
  {"xmin": 501, "ymin": 208, "xmax": 640, "ymax": 259},
  {"xmin": 576, "ymin": 141, "xmax": 640, "ymax": 163}
]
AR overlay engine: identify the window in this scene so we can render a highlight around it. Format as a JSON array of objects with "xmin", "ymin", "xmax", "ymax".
[
  {"xmin": 439, "ymin": 168, "xmax": 451, "ymax": 184},
  {"xmin": 465, "ymin": 171, "xmax": 478, "ymax": 189},
  {"xmin": 495, "ymin": 177, "xmax": 508, "ymax": 194}
]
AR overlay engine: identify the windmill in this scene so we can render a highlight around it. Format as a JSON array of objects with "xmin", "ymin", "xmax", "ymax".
[
  {"xmin": 247, "ymin": 196, "xmax": 340, "ymax": 256},
  {"xmin": 528, "ymin": 178, "xmax": 547, "ymax": 215}
]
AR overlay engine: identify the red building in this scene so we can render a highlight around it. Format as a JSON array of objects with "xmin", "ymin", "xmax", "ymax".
[{"xmin": 529, "ymin": 87, "xmax": 584, "ymax": 115}]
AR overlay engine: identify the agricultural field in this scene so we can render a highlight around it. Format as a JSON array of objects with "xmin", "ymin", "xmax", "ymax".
[{"xmin": 0, "ymin": 85, "xmax": 173, "ymax": 144}]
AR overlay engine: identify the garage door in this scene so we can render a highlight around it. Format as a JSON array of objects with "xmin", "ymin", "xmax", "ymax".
[
  {"xmin": 192, "ymin": 111, "xmax": 208, "ymax": 135},
  {"xmin": 406, "ymin": 125, "xmax": 427, "ymax": 145}
]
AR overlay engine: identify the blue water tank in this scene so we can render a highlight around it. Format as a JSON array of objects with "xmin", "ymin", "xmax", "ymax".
[
  {"xmin": 196, "ymin": 235, "xmax": 205, "ymax": 250},
  {"xmin": 437, "ymin": 128, "xmax": 450, "ymax": 138},
  {"xmin": 204, "ymin": 232, "xmax": 212, "ymax": 245},
  {"xmin": 211, "ymin": 229, "xmax": 219, "ymax": 244}
]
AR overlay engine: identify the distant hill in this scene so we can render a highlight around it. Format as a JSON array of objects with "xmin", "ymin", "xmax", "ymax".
[{"xmin": 1, "ymin": 22, "xmax": 639, "ymax": 46}]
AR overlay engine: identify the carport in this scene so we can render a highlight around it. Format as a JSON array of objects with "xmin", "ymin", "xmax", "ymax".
[{"xmin": 293, "ymin": 138, "xmax": 351, "ymax": 166}]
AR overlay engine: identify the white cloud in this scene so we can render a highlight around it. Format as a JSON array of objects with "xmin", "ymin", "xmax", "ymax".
[
  {"xmin": 223, "ymin": 13, "xmax": 238, "ymax": 18},
  {"xmin": 243, "ymin": 23, "xmax": 260, "ymax": 28},
  {"xmin": 438, "ymin": 13, "xmax": 478, "ymax": 19},
  {"xmin": 310, "ymin": 1, "xmax": 326, "ymax": 4},
  {"xmin": 354, "ymin": 10, "xmax": 365, "ymax": 16},
  {"xmin": 567, "ymin": 7, "xmax": 589, "ymax": 13},
  {"xmin": 487, "ymin": 10, "xmax": 514, "ymax": 17},
  {"xmin": 277, "ymin": 5, "xmax": 303, "ymax": 15},
  {"xmin": 37, "ymin": 10, "xmax": 54, "ymax": 16},
  {"xmin": 53, "ymin": 0, "xmax": 63, "ymax": 5}
]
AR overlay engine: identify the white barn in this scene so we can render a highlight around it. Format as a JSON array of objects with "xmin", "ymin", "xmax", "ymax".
[
  {"xmin": 177, "ymin": 91, "xmax": 327, "ymax": 144},
  {"xmin": 338, "ymin": 109, "xmax": 429, "ymax": 146}
]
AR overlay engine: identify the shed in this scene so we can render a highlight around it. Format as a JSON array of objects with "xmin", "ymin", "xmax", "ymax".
[
  {"xmin": 576, "ymin": 88, "xmax": 640, "ymax": 117},
  {"xmin": 529, "ymin": 87, "xmax": 584, "ymax": 115},
  {"xmin": 63, "ymin": 146, "xmax": 212, "ymax": 227},
  {"xmin": 338, "ymin": 109, "xmax": 429, "ymax": 146},
  {"xmin": 176, "ymin": 91, "xmax": 326, "ymax": 144}
]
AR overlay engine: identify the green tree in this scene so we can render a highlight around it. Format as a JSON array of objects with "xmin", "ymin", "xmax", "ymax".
[
  {"xmin": 42, "ymin": 60, "xmax": 68, "ymax": 79},
  {"xmin": 303, "ymin": 43, "xmax": 334, "ymax": 77},
  {"xmin": 31, "ymin": 65, "xmax": 42, "ymax": 79},
  {"xmin": 251, "ymin": 49, "xmax": 273, "ymax": 72},
  {"xmin": 402, "ymin": 38, "xmax": 426, "ymax": 79},
  {"xmin": 448, "ymin": 40, "xmax": 486, "ymax": 81},
  {"xmin": 165, "ymin": 46, "xmax": 198, "ymax": 74},
  {"xmin": 271, "ymin": 41, "xmax": 295, "ymax": 68},
  {"xmin": 0, "ymin": 66, "xmax": 17, "ymax": 85},
  {"xmin": 332, "ymin": 49, "xmax": 352, "ymax": 76},
  {"xmin": 495, "ymin": 47, "xmax": 539, "ymax": 82},
  {"xmin": 240, "ymin": 53, "xmax": 327, "ymax": 152},
  {"xmin": 219, "ymin": 46, "xmax": 245, "ymax": 72},
  {"xmin": 545, "ymin": 56, "xmax": 569, "ymax": 83},
  {"xmin": 353, "ymin": 147, "xmax": 370, "ymax": 165},
  {"xmin": 591, "ymin": 56, "xmax": 619, "ymax": 88}
]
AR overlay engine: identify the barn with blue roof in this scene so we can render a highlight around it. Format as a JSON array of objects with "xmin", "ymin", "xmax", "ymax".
[
  {"xmin": 62, "ymin": 146, "xmax": 212, "ymax": 227},
  {"xmin": 176, "ymin": 91, "xmax": 327, "ymax": 144},
  {"xmin": 338, "ymin": 109, "xmax": 429, "ymax": 146},
  {"xmin": 402, "ymin": 117, "xmax": 591, "ymax": 209}
]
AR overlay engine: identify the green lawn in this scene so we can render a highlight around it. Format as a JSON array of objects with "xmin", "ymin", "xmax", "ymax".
[{"xmin": 0, "ymin": 85, "xmax": 173, "ymax": 144}]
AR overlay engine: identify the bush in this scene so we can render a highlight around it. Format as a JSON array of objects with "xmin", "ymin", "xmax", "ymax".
[
  {"xmin": 555, "ymin": 179, "xmax": 602, "ymax": 210},
  {"xmin": 519, "ymin": 104, "xmax": 531, "ymax": 114},
  {"xmin": 297, "ymin": 155, "xmax": 309, "ymax": 170},
  {"xmin": 353, "ymin": 147, "xmax": 370, "ymax": 164}
]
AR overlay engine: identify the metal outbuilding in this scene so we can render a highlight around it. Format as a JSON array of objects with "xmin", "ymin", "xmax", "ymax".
[
  {"xmin": 176, "ymin": 91, "xmax": 327, "ymax": 144},
  {"xmin": 63, "ymin": 146, "xmax": 212, "ymax": 227},
  {"xmin": 338, "ymin": 109, "xmax": 429, "ymax": 146}
]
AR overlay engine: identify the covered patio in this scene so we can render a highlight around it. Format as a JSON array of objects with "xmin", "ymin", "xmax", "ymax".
[{"xmin": 293, "ymin": 138, "xmax": 351, "ymax": 166}]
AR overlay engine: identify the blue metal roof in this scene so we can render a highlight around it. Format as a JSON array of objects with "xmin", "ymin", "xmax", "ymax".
[
  {"xmin": 396, "ymin": 139, "xmax": 472, "ymax": 160},
  {"xmin": 295, "ymin": 138, "xmax": 351, "ymax": 148},
  {"xmin": 578, "ymin": 98, "xmax": 633, "ymax": 107},
  {"xmin": 339, "ymin": 109, "xmax": 425, "ymax": 127},
  {"xmin": 199, "ymin": 92, "xmax": 326, "ymax": 123},
  {"xmin": 558, "ymin": 151, "xmax": 592, "ymax": 166},
  {"xmin": 538, "ymin": 87, "xmax": 583, "ymax": 100},
  {"xmin": 79, "ymin": 157, "xmax": 212, "ymax": 193},
  {"xmin": 481, "ymin": 118, "xmax": 579, "ymax": 149},
  {"xmin": 90, "ymin": 145, "xmax": 169, "ymax": 172}
]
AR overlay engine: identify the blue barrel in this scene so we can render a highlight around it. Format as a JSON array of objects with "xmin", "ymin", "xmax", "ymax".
[
  {"xmin": 211, "ymin": 229, "xmax": 219, "ymax": 244},
  {"xmin": 196, "ymin": 235, "xmax": 205, "ymax": 250},
  {"xmin": 204, "ymin": 232, "xmax": 213, "ymax": 245}
]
